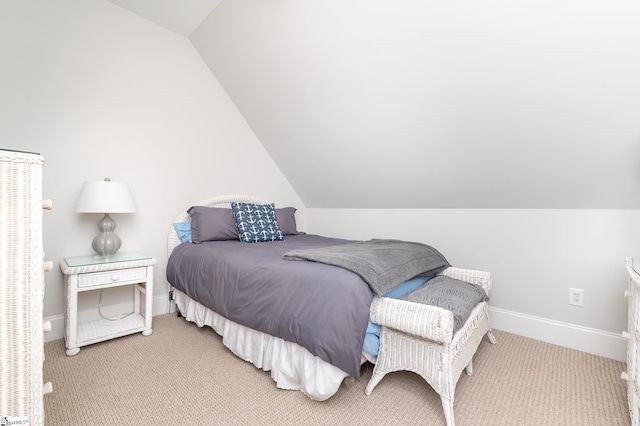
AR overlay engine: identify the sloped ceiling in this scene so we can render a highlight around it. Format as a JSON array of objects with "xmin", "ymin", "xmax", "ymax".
[
  {"xmin": 110, "ymin": 1, "xmax": 640, "ymax": 208},
  {"xmin": 107, "ymin": 0, "xmax": 222, "ymax": 37}
]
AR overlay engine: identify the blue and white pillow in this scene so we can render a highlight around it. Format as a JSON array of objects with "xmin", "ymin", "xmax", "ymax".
[{"xmin": 231, "ymin": 202, "xmax": 285, "ymax": 243}]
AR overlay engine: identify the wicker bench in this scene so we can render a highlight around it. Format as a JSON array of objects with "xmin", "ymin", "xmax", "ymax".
[{"xmin": 365, "ymin": 267, "xmax": 496, "ymax": 426}]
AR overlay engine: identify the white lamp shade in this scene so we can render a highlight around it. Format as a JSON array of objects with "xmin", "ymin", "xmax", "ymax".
[{"xmin": 74, "ymin": 180, "xmax": 136, "ymax": 213}]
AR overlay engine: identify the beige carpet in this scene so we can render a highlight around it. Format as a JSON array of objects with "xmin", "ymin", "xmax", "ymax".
[{"xmin": 43, "ymin": 313, "xmax": 630, "ymax": 425}]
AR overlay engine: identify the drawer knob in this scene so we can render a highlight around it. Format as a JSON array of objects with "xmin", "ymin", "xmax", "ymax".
[{"xmin": 111, "ymin": 274, "xmax": 120, "ymax": 281}]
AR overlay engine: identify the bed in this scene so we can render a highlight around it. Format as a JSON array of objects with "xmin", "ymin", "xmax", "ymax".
[{"xmin": 166, "ymin": 195, "xmax": 494, "ymax": 412}]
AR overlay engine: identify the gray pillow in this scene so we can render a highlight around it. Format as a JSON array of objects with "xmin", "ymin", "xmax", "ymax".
[
  {"xmin": 188, "ymin": 206, "xmax": 238, "ymax": 243},
  {"xmin": 188, "ymin": 205, "xmax": 301, "ymax": 243},
  {"xmin": 275, "ymin": 207, "xmax": 301, "ymax": 236}
]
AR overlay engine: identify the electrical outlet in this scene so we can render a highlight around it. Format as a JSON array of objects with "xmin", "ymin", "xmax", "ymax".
[{"xmin": 569, "ymin": 288, "xmax": 584, "ymax": 306}]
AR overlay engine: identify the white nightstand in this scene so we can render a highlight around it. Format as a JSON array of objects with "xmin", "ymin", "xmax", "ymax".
[{"xmin": 60, "ymin": 252, "xmax": 156, "ymax": 356}]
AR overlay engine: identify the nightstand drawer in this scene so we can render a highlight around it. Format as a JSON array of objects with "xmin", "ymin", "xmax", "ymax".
[{"xmin": 78, "ymin": 267, "xmax": 147, "ymax": 288}]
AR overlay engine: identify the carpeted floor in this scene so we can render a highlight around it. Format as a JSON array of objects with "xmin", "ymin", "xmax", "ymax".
[{"xmin": 43, "ymin": 313, "xmax": 630, "ymax": 425}]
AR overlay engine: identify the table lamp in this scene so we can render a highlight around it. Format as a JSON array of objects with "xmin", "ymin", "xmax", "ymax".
[{"xmin": 74, "ymin": 178, "xmax": 136, "ymax": 258}]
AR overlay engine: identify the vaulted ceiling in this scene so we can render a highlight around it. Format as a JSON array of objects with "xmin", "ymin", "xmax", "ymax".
[
  {"xmin": 107, "ymin": 0, "xmax": 222, "ymax": 37},
  {"xmin": 108, "ymin": 0, "xmax": 640, "ymax": 208}
]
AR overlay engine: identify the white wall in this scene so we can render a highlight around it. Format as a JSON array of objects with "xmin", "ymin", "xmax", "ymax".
[
  {"xmin": 1, "ymin": 0, "xmax": 304, "ymax": 337},
  {"xmin": 2, "ymin": 0, "xmax": 635, "ymax": 363},
  {"xmin": 307, "ymin": 208, "xmax": 639, "ymax": 360}
]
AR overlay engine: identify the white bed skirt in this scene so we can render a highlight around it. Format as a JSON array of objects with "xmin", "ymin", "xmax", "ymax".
[{"xmin": 173, "ymin": 289, "xmax": 350, "ymax": 401}]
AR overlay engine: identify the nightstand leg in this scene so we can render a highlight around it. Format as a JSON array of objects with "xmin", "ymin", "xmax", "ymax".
[
  {"xmin": 66, "ymin": 347, "xmax": 80, "ymax": 356},
  {"xmin": 144, "ymin": 265, "xmax": 154, "ymax": 332},
  {"xmin": 65, "ymin": 275, "xmax": 79, "ymax": 356}
]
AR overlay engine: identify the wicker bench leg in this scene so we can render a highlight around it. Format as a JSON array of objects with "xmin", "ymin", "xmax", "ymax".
[
  {"xmin": 364, "ymin": 370, "xmax": 386, "ymax": 395},
  {"xmin": 442, "ymin": 397, "xmax": 455, "ymax": 426},
  {"xmin": 465, "ymin": 359, "xmax": 473, "ymax": 376}
]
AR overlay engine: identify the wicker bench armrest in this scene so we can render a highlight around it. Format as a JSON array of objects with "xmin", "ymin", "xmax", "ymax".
[
  {"xmin": 369, "ymin": 297, "xmax": 454, "ymax": 344},
  {"xmin": 438, "ymin": 267, "xmax": 492, "ymax": 293},
  {"xmin": 369, "ymin": 267, "xmax": 491, "ymax": 344}
]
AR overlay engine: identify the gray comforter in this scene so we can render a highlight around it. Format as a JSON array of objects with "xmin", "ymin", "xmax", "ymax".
[
  {"xmin": 283, "ymin": 239, "xmax": 450, "ymax": 296},
  {"xmin": 166, "ymin": 234, "xmax": 372, "ymax": 379}
]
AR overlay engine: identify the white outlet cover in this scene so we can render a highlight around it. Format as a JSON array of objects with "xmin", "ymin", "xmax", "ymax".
[{"xmin": 569, "ymin": 288, "xmax": 584, "ymax": 306}]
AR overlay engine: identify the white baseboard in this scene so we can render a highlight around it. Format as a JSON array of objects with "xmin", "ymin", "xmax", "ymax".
[
  {"xmin": 45, "ymin": 299, "xmax": 628, "ymax": 362},
  {"xmin": 489, "ymin": 307, "xmax": 627, "ymax": 362},
  {"xmin": 44, "ymin": 293, "xmax": 171, "ymax": 343}
]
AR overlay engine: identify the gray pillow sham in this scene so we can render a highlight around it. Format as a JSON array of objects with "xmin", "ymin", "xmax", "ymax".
[
  {"xmin": 188, "ymin": 205, "xmax": 301, "ymax": 243},
  {"xmin": 188, "ymin": 206, "xmax": 238, "ymax": 243}
]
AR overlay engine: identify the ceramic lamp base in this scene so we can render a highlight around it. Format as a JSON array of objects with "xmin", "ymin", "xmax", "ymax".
[{"xmin": 92, "ymin": 213, "xmax": 122, "ymax": 257}]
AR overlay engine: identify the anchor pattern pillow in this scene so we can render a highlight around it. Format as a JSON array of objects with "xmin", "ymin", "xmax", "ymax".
[{"xmin": 231, "ymin": 202, "xmax": 285, "ymax": 243}]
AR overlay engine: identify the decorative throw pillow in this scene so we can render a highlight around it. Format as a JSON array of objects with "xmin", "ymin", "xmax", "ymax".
[
  {"xmin": 231, "ymin": 202, "xmax": 284, "ymax": 243},
  {"xmin": 275, "ymin": 207, "xmax": 302, "ymax": 236},
  {"xmin": 188, "ymin": 206, "xmax": 239, "ymax": 243}
]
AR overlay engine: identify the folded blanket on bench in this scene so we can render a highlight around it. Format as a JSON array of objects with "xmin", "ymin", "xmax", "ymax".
[{"xmin": 400, "ymin": 276, "xmax": 489, "ymax": 333}]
